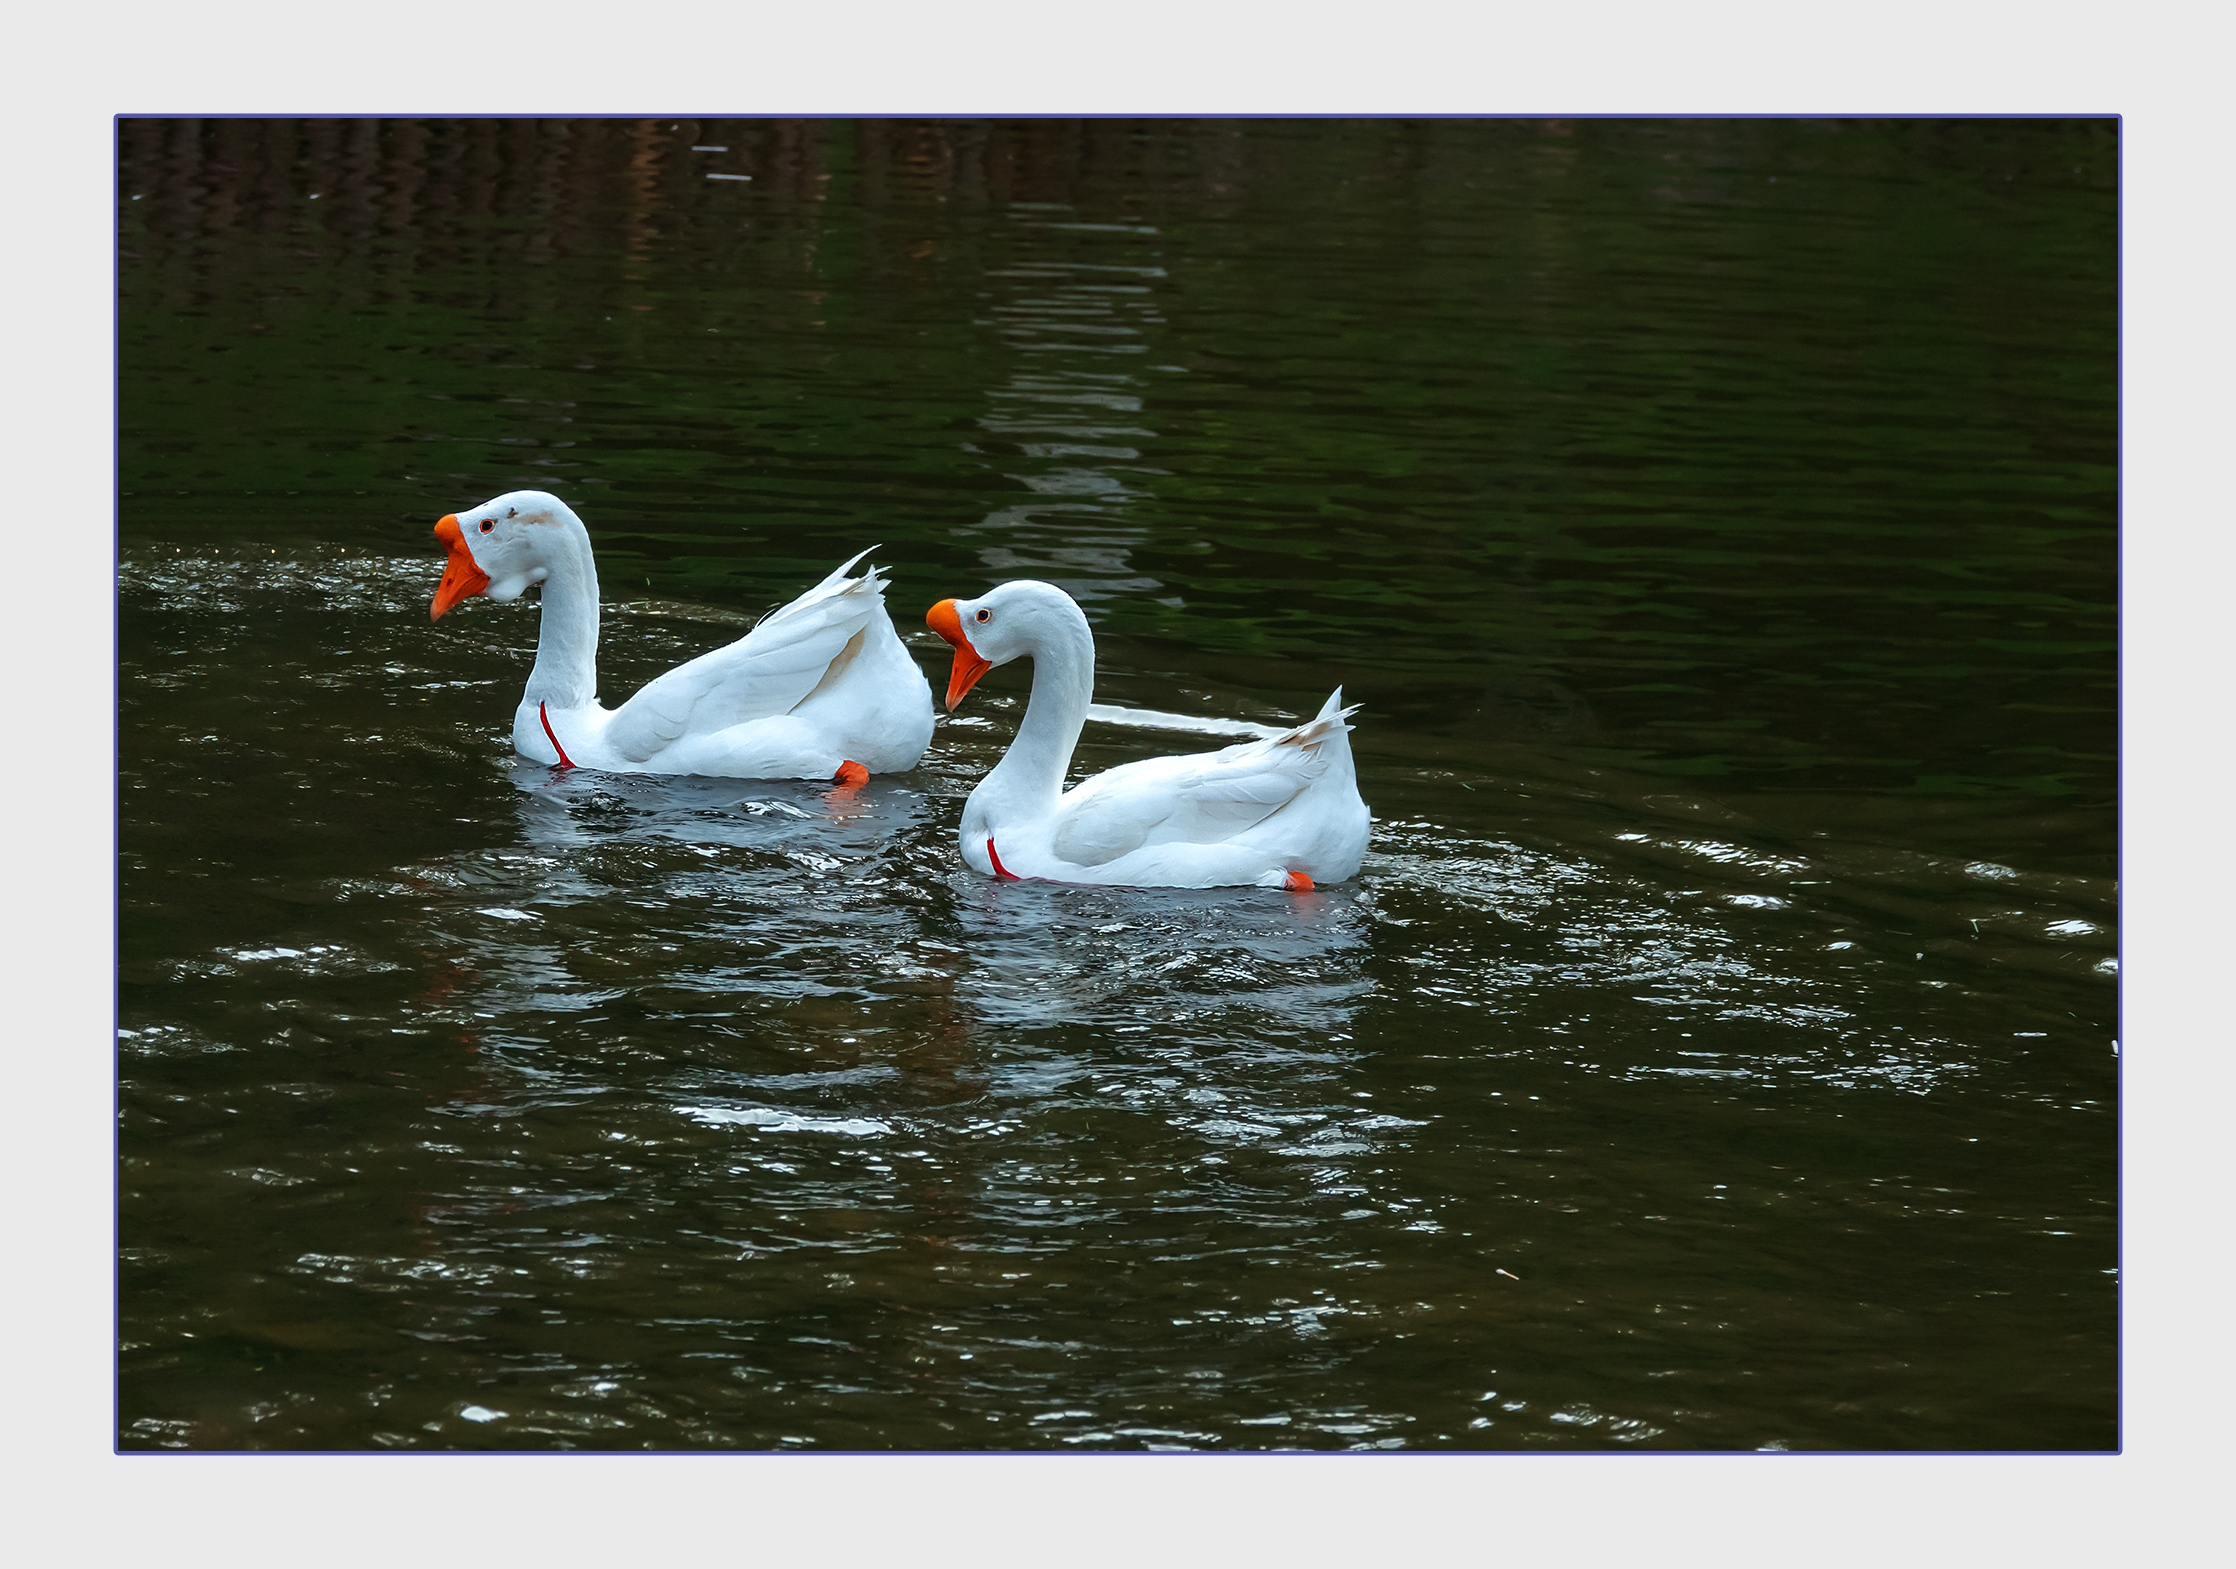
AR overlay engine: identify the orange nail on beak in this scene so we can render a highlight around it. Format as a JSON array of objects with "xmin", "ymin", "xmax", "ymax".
[
  {"xmin": 926, "ymin": 599, "xmax": 993, "ymax": 711},
  {"xmin": 430, "ymin": 515, "xmax": 491, "ymax": 620}
]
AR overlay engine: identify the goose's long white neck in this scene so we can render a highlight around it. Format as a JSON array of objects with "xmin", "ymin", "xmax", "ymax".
[
  {"xmin": 979, "ymin": 608, "xmax": 1097, "ymax": 814},
  {"xmin": 523, "ymin": 512, "xmax": 601, "ymax": 708}
]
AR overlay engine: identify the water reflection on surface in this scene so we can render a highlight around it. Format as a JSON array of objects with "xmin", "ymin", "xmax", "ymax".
[
  {"xmin": 967, "ymin": 215, "xmax": 1173, "ymax": 603},
  {"xmin": 119, "ymin": 118, "xmax": 2115, "ymax": 1451}
]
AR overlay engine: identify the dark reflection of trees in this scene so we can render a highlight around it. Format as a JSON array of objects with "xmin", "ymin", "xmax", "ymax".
[{"xmin": 119, "ymin": 116, "xmax": 2116, "ymax": 259}]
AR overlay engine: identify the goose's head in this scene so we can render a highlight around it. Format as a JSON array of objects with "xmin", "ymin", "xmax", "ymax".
[
  {"xmin": 925, "ymin": 579, "xmax": 1087, "ymax": 710},
  {"xmin": 430, "ymin": 489, "xmax": 578, "ymax": 620}
]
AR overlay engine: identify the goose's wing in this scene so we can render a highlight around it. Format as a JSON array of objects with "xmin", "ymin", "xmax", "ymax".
[
  {"xmin": 604, "ymin": 551, "xmax": 888, "ymax": 764},
  {"xmin": 1050, "ymin": 692, "xmax": 1358, "ymax": 868}
]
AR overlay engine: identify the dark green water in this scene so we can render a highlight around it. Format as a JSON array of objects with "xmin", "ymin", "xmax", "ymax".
[{"xmin": 117, "ymin": 118, "xmax": 2118, "ymax": 1451}]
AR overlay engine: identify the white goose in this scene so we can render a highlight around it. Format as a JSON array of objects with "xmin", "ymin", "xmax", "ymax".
[
  {"xmin": 429, "ymin": 489, "xmax": 934, "ymax": 782},
  {"xmin": 925, "ymin": 580, "xmax": 1371, "ymax": 889}
]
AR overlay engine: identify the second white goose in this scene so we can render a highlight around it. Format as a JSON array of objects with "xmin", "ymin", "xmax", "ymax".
[{"xmin": 925, "ymin": 579, "xmax": 1371, "ymax": 889}]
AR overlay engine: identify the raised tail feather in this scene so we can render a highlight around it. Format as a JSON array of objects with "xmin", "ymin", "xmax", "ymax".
[
  {"xmin": 810, "ymin": 545, "xmax": 881, "ymax": 594},
  {"xmin": 1276, "ymin": 687, "xmax": 1360, "ymax": 749},
  {"xmin": 760, "ymin": 547, "xmax": 887, "ymax": 629}
]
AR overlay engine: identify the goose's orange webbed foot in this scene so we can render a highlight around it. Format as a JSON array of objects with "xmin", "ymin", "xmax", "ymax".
[
  {"xmin": 824, "ymin": 760, "xmax": 871, "ymax": 820},
  {"xmin": 1284, "ymin": 870, "xmax": 1315, "ymax": 893}
]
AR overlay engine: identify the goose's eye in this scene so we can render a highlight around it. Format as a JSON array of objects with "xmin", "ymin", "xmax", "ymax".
[
  {"xmin": 974, "ymin": 608, "xmax": 991, "ymax": 624},
  {"xmin": 479, "ymin": 518, "xmax": 494, "ymax": 534}
]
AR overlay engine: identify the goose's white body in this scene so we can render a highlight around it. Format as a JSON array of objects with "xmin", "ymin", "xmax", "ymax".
[
  {"xmin": 430, "ymin": 490, "xmax": 934, "ymax": 780},
  {"xmin": 927, "ymin": 580, "xmax": 1371, "ymax": 889}
]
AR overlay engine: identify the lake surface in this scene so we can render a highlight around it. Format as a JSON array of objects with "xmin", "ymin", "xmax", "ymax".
[{"xmin": 117, "ymin": 117, "xmax": 2118, "ymax": 1451}]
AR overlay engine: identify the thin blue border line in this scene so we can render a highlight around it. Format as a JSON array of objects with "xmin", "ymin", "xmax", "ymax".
[
  {"xmin": 112, "ymin": 109, "xmax": 125, "ymax": 1465},
  {"xmin": 2112, "ymin": 105, "xmax": 2125, "ymax": 1457},
  {"xmin": 115, "ymin": 112, "xmax": 2120, "ymax": 120}
]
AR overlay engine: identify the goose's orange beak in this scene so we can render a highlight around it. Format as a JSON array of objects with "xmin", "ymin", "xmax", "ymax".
[
  {"xmin": 926, "ymin": 599, "xmax": 993, "ymax": 711},
  {"xmin": 431, "ymin": 515, "xmax": 490, "ymax": 621}
]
